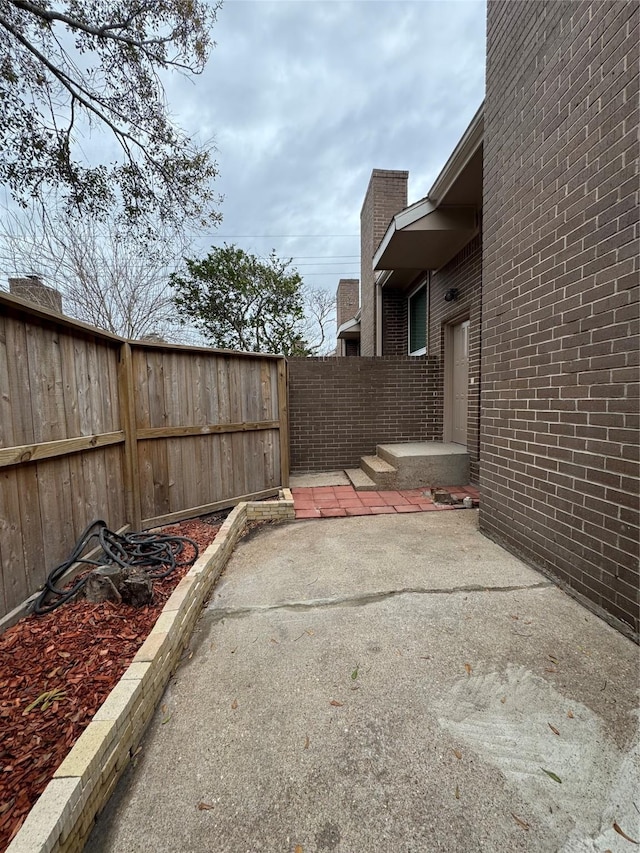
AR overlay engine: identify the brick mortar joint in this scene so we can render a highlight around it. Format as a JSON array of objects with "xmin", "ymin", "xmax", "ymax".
[{"xmin": 7, "ymin": 493, "xmax": 296, "ymax": 853}]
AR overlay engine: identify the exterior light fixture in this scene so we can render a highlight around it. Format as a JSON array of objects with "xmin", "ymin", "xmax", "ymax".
[{"xmin": 444, "ymin": 288, "xmax": 459, "ymax": 302}]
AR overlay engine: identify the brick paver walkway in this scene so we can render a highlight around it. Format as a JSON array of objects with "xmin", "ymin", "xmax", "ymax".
[{"xmin": 291, "ymin": 484, "xmax": 480, "ymax": 519}]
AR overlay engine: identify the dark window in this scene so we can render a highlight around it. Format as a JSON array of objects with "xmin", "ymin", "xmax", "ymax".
[{"xmin": 408, "ymin": 284, "xmax": 427, "ymax": 354}]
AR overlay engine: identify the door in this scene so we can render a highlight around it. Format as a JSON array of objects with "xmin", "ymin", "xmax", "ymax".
[{"xmin": 449, "ymin": 320, "xmax": 469, "ymax": 445}]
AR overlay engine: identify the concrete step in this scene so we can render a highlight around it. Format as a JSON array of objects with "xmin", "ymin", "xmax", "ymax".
[
  {"xmin": 344, "ymin": 468, "xmax": 378, "ymax": 491},
  {"xmin": 360, "ymin": 455, "xmax": 397, "ymax": 490},
  {"xmin": 376, "ymin": 442, "xmax": 469, "ymax": 489}
]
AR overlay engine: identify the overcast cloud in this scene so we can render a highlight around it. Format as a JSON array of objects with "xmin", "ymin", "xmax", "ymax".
[
  {"xmin": 168, "ymin": 0, "xmax": 486, "ymax": 296},
  {"xmin": 1, "ymin": 0, "xmax": 486, "ymax": 347}
]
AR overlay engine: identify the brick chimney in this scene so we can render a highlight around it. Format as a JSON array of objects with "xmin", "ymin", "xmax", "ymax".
[
  {"xmin": 336, "ymin": 278, "xmax": 359, "ymax": 329},
  {"xmin": 359, "ymin": 170, "xmax": 408, "ymax": 355},
  {"xmin": 9, "ymin": 276, "xmax": 63, "ymax": 313}
]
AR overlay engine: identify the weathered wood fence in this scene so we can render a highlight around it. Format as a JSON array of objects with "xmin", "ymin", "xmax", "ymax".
[{"xmin": 0, "ymin": 292, "xmax": 289, "ymax": 619}]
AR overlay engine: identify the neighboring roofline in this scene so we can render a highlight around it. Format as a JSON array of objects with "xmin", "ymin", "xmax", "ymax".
[
  {"xmin": 372, "ymin": 102, "xmax": 484, "ymax": 272},
  {"xmin": 428, "ymin": 101, "xmax": 484, "ymax": 205},
  {"xmin": 337, "ymin": 317, "xmax": 361, "ymax": 338}
]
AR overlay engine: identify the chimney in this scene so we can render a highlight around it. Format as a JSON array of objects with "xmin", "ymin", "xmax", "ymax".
[
  {"xmin": 9, "ymin": 276, "xmax": 63, "ymax": 314},
  {"xmin": 336, "ymin": 278, "xmax": 359, "ymax": 329},
  {"xmin": 359, "ymin": 170, "xmax": 408, "ymax": 355}
]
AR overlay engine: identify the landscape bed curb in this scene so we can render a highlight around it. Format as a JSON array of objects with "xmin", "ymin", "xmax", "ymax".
[{"xmin": 7, "ymin": 491, "xmax": 295, "ymax": 853}]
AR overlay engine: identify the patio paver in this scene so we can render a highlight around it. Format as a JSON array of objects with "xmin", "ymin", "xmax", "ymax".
[{"xmin": 291, "ymin": 483, "xmax": 480, "ymax": 519}]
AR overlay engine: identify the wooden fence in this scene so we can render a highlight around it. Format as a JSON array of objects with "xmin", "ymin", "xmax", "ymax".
[{"xmin": 0, "ymin": 292, "xmax": 288, "ymax": 619}]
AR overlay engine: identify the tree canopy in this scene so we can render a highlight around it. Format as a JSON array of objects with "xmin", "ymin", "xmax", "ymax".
[
  {"xmin": 171, "ymin": 245, "xmax": 311, "ymax": 355},
  {"xmin": 0, "ymin": 0, "xmax": 221, "ymax": 229}
]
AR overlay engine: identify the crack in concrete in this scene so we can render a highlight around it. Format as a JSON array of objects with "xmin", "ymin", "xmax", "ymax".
[{"xmin": 208, "ymin": 581, "xmax": 552, "ymax": 623}]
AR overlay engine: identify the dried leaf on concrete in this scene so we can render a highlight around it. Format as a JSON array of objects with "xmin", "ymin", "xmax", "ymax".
[
  {"xmin": 512, "ymin": 813, "xmax": 530, "ymax": 831},
  {"xmin": 613, "ymin": 822, "xmax": 638, "ymax": 844},
  {"xmin": 541, "ymin": 768, "xmax": 562, "ymax": 784}
]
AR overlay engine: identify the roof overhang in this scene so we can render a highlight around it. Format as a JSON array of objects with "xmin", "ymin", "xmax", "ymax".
[
  {"xmin": 373, "ymin": 206, "xmax": 478, "ymax": 274},
  {"xmin": 337, "ymin": 317, "xmax": 361, "ymax": 340},
  {"xmin": 376, "ymin": 268, "xmax": 423, "ymax": 291},
  {"xmin": 428, "ymin": 103, "xmax": 484, "ymax": 206},
  {"xmin": 373, "ymin": 103, "xmax": 484, "ymax": 283}
]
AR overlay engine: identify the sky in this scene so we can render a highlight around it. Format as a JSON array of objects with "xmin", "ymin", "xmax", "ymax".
[
  {"xmin": 167, "ymin": 0, "xmax": 487, "ymax": 301},
  {"xmin": 1, "ymin": 0, "xmax": 487, "ymax": 347}
]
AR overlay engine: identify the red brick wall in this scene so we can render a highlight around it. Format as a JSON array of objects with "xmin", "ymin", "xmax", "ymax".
[
  {"xmin": 288, "ymin": 356, "xmax": 438, "ymax": 472},
  {"xmin": 482, "ymin": 0, "xmax": 639, "ymax": 636},
  {"xmin": 360, "ymin": 171, "xmax": 408, "ymax": 355},
  {"xmin": 430, "ymin": 235, "xmax": 483, "ymax": 481}
]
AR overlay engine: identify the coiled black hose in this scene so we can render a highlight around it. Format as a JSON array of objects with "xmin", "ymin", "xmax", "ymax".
[{"xmin": 33, "ymin": 520, "xmax": 198, "ymax": 615}]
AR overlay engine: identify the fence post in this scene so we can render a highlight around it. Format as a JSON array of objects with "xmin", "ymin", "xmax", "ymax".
[
  {"xmin": 277, "ymin": 358, "xmax": 290, "ymax": 488},
  {"xmin": 117, "ymin": 342, "xmax": 142, "ymax": 530}
]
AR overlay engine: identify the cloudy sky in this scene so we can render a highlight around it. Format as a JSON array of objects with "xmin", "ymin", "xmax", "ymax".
[
  {"xmin": 1, "ymin": 0, "xmax": 487, "ymax": 347},
  {"xmin": 169, "ymin": 0, "xmax": 487, "ymax": 302}
]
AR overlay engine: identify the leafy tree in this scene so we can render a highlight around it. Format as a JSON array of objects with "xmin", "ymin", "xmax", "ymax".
[
  {"xmin": 171, "ymin": 245, "xmax": 310, "ymax": 355},
  {"xmin": 0, "ymin": 0, "xmax": 221, "ymax": 230}
]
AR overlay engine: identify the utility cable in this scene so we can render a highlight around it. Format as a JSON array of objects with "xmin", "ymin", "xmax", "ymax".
[{"xmin": 33, "ymin": 520, "xmax": 198, "ymax": 615}]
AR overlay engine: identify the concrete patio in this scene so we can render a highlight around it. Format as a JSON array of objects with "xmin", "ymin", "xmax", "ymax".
[{"xmin": 87, "ymin": 511, "xmax": 639, "ymax": 853}]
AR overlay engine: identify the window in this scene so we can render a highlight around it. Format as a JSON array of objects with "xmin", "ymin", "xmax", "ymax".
[{"xmin": 408, "ymin": 282, "xmax": 427, "ymax": 355}]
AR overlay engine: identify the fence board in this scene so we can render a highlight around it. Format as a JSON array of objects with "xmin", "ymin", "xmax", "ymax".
[
  {"xmin": 0, "ymin": 293, "xmax": 287, "ymax": 619},
  {"xmin": 131, "ymin": 346, "xmax": 283, "ymax": 527},
  {"xmin": 0, "ymin": 469, "xmax": 26, "ymax": 612},
  {"xmin": 14, "ymin": 463, "xmax": 44, "ymax": 600},
  {"xmin": 5, "ymin": 317, "xmax": 33, "ymax": 444}
]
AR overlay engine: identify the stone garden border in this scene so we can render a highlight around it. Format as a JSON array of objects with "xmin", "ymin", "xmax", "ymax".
[{"xmin": 7, "ymin": 491, "xmax": 295, "ymax": 853}]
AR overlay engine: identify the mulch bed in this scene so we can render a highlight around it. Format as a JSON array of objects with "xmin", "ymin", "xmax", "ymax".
[{"xmin": 0, "ymin": 516, "xmax": 222, "ymax": 852}]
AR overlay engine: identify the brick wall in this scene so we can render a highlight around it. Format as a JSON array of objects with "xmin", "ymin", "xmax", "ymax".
[
  {"xmin": 482, "ymin": 0, "xmax": 639, "ymax": 635},
  {"xmin": 288, "ymin": 356, "xmax": 438, "ymax": 472},
  {"xmin": 430, "ymin": 235, "xmax": 483, "ymax": 481},
  {"xmin": 381, "ymin": 290, "xmax": 408, "ymax": 356},
  {"xmin": 336, "ymin": 278, "xmax": 359, "ymax": 327},
  {"xmin": 360, "ymin": 171, "xmax": 408, "ymax": 355}
]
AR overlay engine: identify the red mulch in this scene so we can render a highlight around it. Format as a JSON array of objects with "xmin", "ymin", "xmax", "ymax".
[{"xmin": 0, "ymin": 518, "xmax": 221, "ymax": 851}]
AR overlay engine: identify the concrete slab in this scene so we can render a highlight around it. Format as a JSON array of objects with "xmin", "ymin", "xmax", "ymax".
[
  {"xmin": 290, "ymin": 470, "xmax": 350, "ymax": 487},
  {"xmin": 87, "ymin": 513, "xmax": 640, "ymax": 853},
  {"xmin": 377, "ymin": 442, "xmax": 470, "ymax": 488},
  {"xmin": 377, "ymin": 441, "xmax": 469, "ymax": 458}
]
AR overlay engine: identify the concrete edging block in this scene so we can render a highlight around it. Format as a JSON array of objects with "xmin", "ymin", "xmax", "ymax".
[{"xmin": 7, "ymin": 493, "xmax": 292, "ymax": 853}]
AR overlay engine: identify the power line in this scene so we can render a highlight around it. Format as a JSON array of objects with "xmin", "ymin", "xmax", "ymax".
[
  {"xmin": 200, "ymin": 234, "xmax": 360, "ymax": 239},
  {"xmin": 293, "ymin": 261, "xmax": 361, "ymax": 267}
]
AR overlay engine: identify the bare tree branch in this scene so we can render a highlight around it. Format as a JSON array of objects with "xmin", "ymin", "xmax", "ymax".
[{"xmin": 0, "ymin": 204, "xmax": 193, "ymax": 340}]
